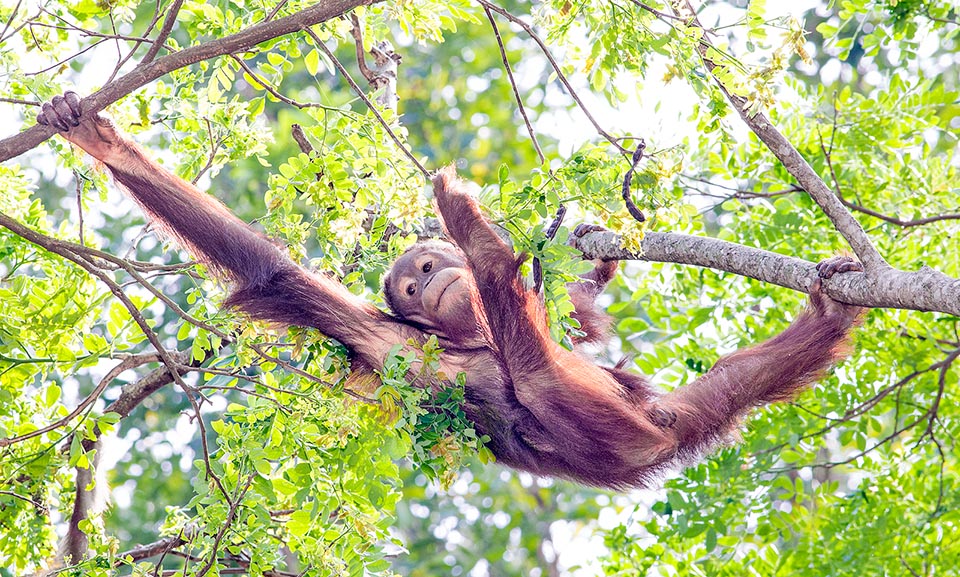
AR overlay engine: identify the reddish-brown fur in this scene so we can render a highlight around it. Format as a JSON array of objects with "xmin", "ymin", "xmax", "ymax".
[{"xmin": 39, "ymin": 93, "xmax": 864, "ymax": 491}]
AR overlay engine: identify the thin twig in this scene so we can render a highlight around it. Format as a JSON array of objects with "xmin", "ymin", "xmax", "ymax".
[
  {"xmin": 195, "ymin": 475, "xmax": 254, "ymax": 577},
  {"xmin": 74, "ymin": 170, "xmax": 86, "ymax": 246},
  {"xmin": 191, "ymin": 117, "xmax": 222, "ymax": 184},
  {"xmin": 772, "ymin": 348, "xmax": 959, "ymax": 473},
  {"xmin": 108, "ymin": 8, "xmax": 122, "ymax": 66},
  {"xmin": 265, "ymin": 0, "xmax": 290, "ymax": 22},
  {"xmin": 0, "ymin": 3, "xmax": 36, "ymax": 45},
  {"xmin": 186, "ymin": 388, "xmax": 232, "ymax": 503},
  {"xmin": 926, "ymin": 431, "xmax": 946, "ymax": 523},
  {"xmin": 349, "ymin": 13, "xmax": 374, "ymax": 82},
  {"xmin": 476, "ymin": 0, "xmax": 629, "ymax": 154},
  {"xmin": 16, "ymin": 214, "xmax": 228, "ymax": 338},
  {"xmin": 899, "ymin": 556, "xmax": 923, "ymax": 577},
  {"xmin": 0, "ymin": 96, "xmax": 40, "ymax": 106},
  {"xmin": 0, "ymin": 353, "xmax": 161, "ymax": 448},
  {"xmin": 0, "ymin": 489, "xmax": 46, "ymax": 512},
  {"xmin": 841, "ymin": 200, "xmax": 960, "ymax": 228},
  {"xmin": 755, "ymin": 362, "xmax": 937, "ymax": 457},
  {"xmin": 818, "ymin": 129, "xmax": 960, "ymax": 228},
  {"xmin": 32, "ymin": 10, "xmax": 151, "ymax": 43},
  {"xmin": 231, "ymin": 55, "xmax": 337, "ymax": 110},
  {"xmin": 0, "ymin": 212, "xmax": 198, "ymax": 414},
  {"xmin": 624, "ymin": 0, "xmax": 685, "ymax": 21},
  {"xmin": 681, "ymin": 175, "xmax": 803, "ymax": 200},
  {"xmin": 25, "ymin": 37, "xmax": 109, "ymax": 76},
  {"xmin": 102, "ymin": 350, "xmax": 195, "ymax": 420},
  {"xmin": 106, "ymin": 0, "xmax": 165, "ymax": 84},
  {"xmin": 250, "ymin": 343, "xmax": 376, "ymax": 403},
  {"xmin": 0, "ymin": 0, "xmax": 23, "ymax": 41},
  {"xmin": 187, "ymin": 362, "xmax": 308, "ymax": 400},
  {"xmin": 483, "ymin": 5, "xmax": 544, "ymax": 164}
]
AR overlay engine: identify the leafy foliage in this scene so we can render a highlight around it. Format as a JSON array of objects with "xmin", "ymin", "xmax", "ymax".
[{"xmin": 0, "ymin": 0, "xmax": 958, "ymax": 576}]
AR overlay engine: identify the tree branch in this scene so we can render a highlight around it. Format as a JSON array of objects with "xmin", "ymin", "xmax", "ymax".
[
  {"xmin": 310, "ymin": 27, "xmax": 430, "ymax": 177},
  {"xmin": 104, "ymin": 350, "xmax": 197, "ymax": 418},
  {"xmin": 347, "ymin": 17, "xmax": 402, "ymax": 111},
  {"xmin": 141, "ymin": 0, "xmax": 184, "ymax": 64},
  {"xmin": 574, "ymin": 230, "xmax": 960, "ymax": 317},
  {"xmin": 0, "ymin": 211, "xmax": 242, "ymax": 509},
  {"xmin": 483, "ymin": 5, "xmax": 544, "ymax": 164},
  {"xmin": 118, "ymin": 533, "xmax": 187, "ymax": 563},
  {"xmin": 477, "ymin": 0, "xmax": 629, "ymax": 154},
  {"xmin": 0, "ymin": 0, "xmax": 380, "ymax": 162}
]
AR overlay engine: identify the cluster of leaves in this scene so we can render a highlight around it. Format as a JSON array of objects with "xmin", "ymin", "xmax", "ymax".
[{"xmin": 375, "ymin": 339, "xmax": 492, "ymax": 488}]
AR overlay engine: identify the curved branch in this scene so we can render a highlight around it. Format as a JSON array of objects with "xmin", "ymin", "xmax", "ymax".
[
  {"xmin": 483, "ymin": 5, "xmax": 544, "ymax": 164},
  {"xmin": 104, "ymin": 350, "xmax": 197, "ymax": 419},
  {"xmin": 575, "ymin": 230, "xmax": 960, "ymax": 317},
  {"xmin": 118, "ymin": 533, "xmax": 188, "ymax": 564},
  {"xmin": 310, "ymin": 27, "xmax": 430, "ymax": 177},
  {"xmin": 0, "ymin": 0, "xmax": 379, "ymax": 163}
]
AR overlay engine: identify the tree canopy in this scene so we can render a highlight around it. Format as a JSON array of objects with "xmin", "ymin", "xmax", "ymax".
[{"xmin": 0, "ymin": 0, "xmax": 958, "ymax": 575}]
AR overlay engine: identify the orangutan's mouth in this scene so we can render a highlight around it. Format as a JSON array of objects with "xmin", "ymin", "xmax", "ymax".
[{"xmin": 435, "ymin": 277, "xmax": 460, "ymax": 311}]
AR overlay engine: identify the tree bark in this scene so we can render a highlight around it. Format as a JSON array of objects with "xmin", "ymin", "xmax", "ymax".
[{"xmin": 575, "ymin": 230, "xmax": 960, "ymax": 317}]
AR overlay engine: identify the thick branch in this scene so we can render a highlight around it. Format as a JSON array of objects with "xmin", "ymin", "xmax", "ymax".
[
  {"xmin": 576, "ymin": 231, "xmax": 960, "ymax": 317},
  {"xmin": 0, "ymin": 0, "xmax": 379, "ymax": 162},
  {"xmin": 721, "ymin": 89, "xmax": 887, "ymax": 270}
]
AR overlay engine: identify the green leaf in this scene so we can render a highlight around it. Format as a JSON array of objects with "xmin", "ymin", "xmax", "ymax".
[
  {"xmin": 43, "ymin": 384, "xmax": 61, "ymax": 408},
  {"xmin": 286, "ymin": 510, "xmax": 311, "ymax": 537},
  {"xmin": 305, "ymin": 49, "xmax": 320, "ymax": 76}
]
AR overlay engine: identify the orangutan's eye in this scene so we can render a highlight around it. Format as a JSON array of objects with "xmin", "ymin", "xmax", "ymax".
[
  {"xmin": 406, "ymin": 283, "xmax": 417, "ymax": 296},
  {"xmin": 422, "ymin": 261, "xmax": 432, "ymax": 273}
]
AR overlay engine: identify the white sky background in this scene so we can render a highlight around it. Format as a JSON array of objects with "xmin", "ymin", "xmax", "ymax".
[{"xmin": 536, "ymin": 0, "xmax": 819, "ymax": 154}]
